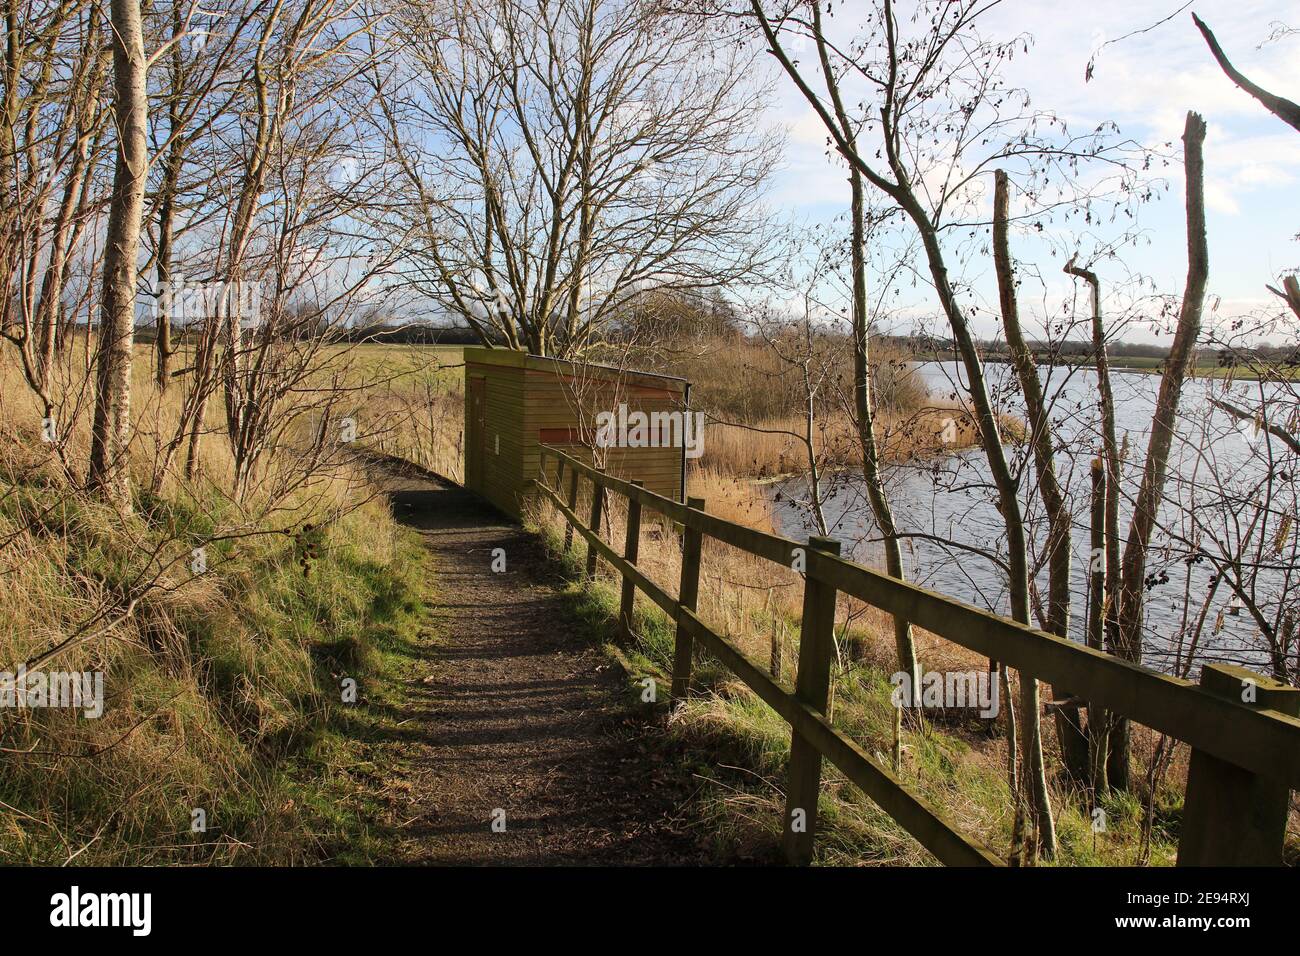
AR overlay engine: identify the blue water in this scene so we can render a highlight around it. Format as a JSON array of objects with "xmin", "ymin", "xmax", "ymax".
[{"xmin": 768, "ymin": 361, "xmax": 1297, "ymax": 675}]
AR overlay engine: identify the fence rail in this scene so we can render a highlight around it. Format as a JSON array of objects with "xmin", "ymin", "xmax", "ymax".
[{"xmin": 535, "ymin": 445, "xmax": 1300, "ymax": 866}]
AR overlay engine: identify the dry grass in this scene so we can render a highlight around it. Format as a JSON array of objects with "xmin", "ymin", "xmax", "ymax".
[
  {"xmin": 343, "ymin": 343, "xmax": 465, "ymax": 481},
  {"xmin": 696, "ymin": 405, "xmax": 1011, "ymax": 479},
  {"xmin": 638, "ymin": 333, "xmax": 928, "ymax": 422},
  {"xmin": 0, "ymin": 346, "xmax": 425, "ymax": 864}
]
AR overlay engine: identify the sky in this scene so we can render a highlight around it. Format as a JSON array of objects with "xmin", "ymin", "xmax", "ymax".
[{"xmin": 758, "ymin": 0, "xmax": 1300, "ymax": 342}]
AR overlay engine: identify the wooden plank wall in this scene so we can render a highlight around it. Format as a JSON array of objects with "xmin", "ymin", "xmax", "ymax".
[
  {"xmin": 465, "ymin": 361, "xmax": 527, "ymax": 516},
  {"xmin": 464, "ymin": 348, "xmax": 687, "ymax": 517},
  {"xmin": 521, "ymin": 372, "xmax": 685, "ymax": 507}
]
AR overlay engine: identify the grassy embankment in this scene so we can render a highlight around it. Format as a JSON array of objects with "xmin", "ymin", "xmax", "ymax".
[{"xmin": 0, "ymin": 349, "xmax": 430, "ymax": 864}]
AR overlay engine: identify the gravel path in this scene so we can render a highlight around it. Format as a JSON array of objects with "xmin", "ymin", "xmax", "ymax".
[{"xmin": 362, "ymin": 458, "xmax": 706, "ymax": 865}]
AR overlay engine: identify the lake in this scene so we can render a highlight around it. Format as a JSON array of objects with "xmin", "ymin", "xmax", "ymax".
[{"xmin": 767, "ymin": 361, "xmax": 1297, "ymax": 676}]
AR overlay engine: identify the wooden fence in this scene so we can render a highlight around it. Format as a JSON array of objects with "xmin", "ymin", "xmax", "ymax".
[{"xmin": 535, "ymin": 445, "xmax": 1300, "ymax": 866}]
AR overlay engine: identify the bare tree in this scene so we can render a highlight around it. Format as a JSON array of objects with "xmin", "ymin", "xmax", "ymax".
[
  {"xmin": 993, "ymin": 168, "xmax": 1088, "ymax": 786},
  {"xmin": 368, "ymin": 0, "xmax": 779, "ymax": 357},
  {"xmin": 1063, "ymin": 257, "xmax": 1120, "ymax": 795},
  {"xmin": 1110, "ymin": 112, "xmax": 1208, "ymax": 790},
  {"xmin": 806, "ymin": 2, "xmax": 919, "ymax": 696},
  {"xmin": 0, "ymin": 0, "xmax": 111, "ymax": 471},
  {"xmin": 1194, "ymin": 13, "xmax": 1300, "ymax": 133},
  {"xmin": 746, "ymin": 0, "xmax": 1130, "ymax": 858}
]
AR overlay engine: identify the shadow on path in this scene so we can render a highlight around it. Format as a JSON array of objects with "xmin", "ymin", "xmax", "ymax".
[{"xmin": 359, "ymin": 457, "xmax": 706, "ymax": 865}]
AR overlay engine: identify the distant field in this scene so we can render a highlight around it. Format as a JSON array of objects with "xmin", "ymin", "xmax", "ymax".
[
  {"xmin": 1107, "ymin": 358, "xmax": 1300, "ymax": 381},
  {"xmin": 345, "ymin": 342, "xmax": 464, "ymax": 388},
  {"xmin": 343, "ymin": 343, "xmax": 465, "ymax": 480}
]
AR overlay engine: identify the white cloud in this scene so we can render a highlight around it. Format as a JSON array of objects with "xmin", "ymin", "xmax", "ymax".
[
  {"xmin": 755, "ymin": 0, "xmax": 1300, "ymax": 337},
  {"xmin": 1204, "ymin": 180, "xmax": 1241, "ymax": 215},
  {"xmin": 785, "ymin": 106, "xmax": 836, "ymax": 147}
]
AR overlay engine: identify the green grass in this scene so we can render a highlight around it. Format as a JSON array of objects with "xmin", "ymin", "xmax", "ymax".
[
  {"xmin": 0, "ymin": 463, "xmax": 430, "ymax": 865},
  {"xmin": 274, "ymin": 534, "xmax": 435, "ymax": 865},
  {"xmin": 339, "ymin": 343, "xmax": 465, "ymax": 392}
]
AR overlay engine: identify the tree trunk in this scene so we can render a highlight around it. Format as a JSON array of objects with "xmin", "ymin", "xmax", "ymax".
[
  {"xmin": 1001, "ymin": 664, "xmax": 1026, "ymax": 865},
  {"xmin": 88, "ymin": 0, "xmax": 148, "ymax": 508},
  {"xmin": 1114, "ymin": 112, "xmax": 1210, "ymax": 789},
  {"xmin": 155, "ymin": 156, "xmax": 177, "ymax": 391},
  {"xmin": 810, "ymin": 6, "xmax": 920, "ymax": 694},
  {"xmin": 36, "ymin": 120, "xmax": 95, "ymax": 389},
  {"xmin": 993, "ymin": 170, "xmax": 1088, "ymax": 790},
  {"xmin": 849, "ymin": 168, "xmax": 920, "ymax": 694},
  {"xmin": 1086, "ymin": 458, "xmax": 1110, "ymax": 795},
  {"xmin": 155, "ymin": 21, "xmax": 184, "ymax": 393},
  {"xmin": 1065, "ymin": 255, "xmax": 1124, "ymax": 789},
  {"xmin": 902, "ymin": 189, "xmax": 1057, "ymax": 857}
]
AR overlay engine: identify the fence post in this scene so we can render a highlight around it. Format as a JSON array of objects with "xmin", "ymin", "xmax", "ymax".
[
  {"xmin": 585, "ymin": 467, "xmax": 606, "ymax": 581},
  {"xmin": 671, "ymin": 497, "xmax": 706, "ymax": 700},
  {"xmin": 554, "ymin": 454, "xmax": 564, "ymax": 495},
  {"xmin": 563, "ymin": 466, "xmax": 580, "ymax": 554},
  {"xmin": 1177, "ymin": 663, "xmax": 1300, "ymax": 866},
  {"xmin": 619, "ymin": 481, "xmax": 644, "ymax": 642},
  {"xmin": 783, "ymin": 536, "xmax": 841, "ymax": 866}
]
